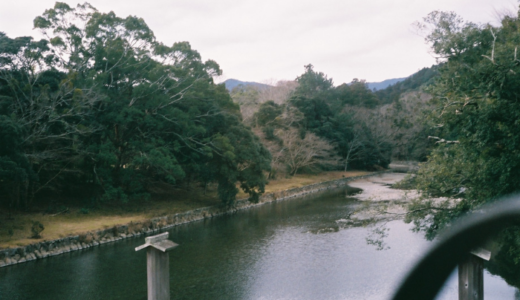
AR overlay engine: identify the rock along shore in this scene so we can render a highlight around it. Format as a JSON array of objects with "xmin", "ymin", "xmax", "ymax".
[{"xmin": 0, "ymin": 171, "xmax": 388, "ymax": 268}]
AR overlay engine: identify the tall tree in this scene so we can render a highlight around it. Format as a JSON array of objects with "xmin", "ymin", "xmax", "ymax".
[
  {"xmin": 0, "ymin": 30, "xmax": 99, "ymax": 208},
  {"xmin": 406, "ymin": 9, "xmax": 520, "ymax": 239},
  {"xmin": 0, "ymin": 2, "xmax": 271, "ymax": 207},
  {"xmin": 290, "ymin": 64, "xmax": 334, "ymax": 130}
]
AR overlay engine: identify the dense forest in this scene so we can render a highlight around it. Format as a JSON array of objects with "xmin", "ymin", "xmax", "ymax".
[
  {"xmin": 0, "ymin": 3, "xmax": 273, "ymax": 210},
  {"xmin": 230, "ymin": 64, "xmax": 436, "ymax": 175},
  {"xmin": 399, "ymin": 9, "xmax": 520, "ymax": 287},
  {"xmin": 404, "ymin": 9, "xmax": 520, "ymax": 237},
  {"xmin": 0, "ymin": 3, "xmax": 437, "ymax": 212}
]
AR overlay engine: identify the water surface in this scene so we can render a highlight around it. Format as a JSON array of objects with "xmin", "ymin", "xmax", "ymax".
[{"xmin": 0, "ymin": 186, "xmax": 516, "ymax": 299}]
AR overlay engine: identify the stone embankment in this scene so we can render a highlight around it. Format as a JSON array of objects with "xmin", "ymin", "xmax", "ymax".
[{"xmin": 0, "ymin": 172, "xmax": 387, "ymax": 268}]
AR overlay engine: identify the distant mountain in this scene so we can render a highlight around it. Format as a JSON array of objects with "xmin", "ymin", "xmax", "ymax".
[
  {"xmin": 223, "ymin": 79, "xmax": 271, "ymax": 91},
  {"xmin": 367, "ymin": 78, "xmax": 407, "ymax": 91},
  {"xmin": 375, "ymin": 65, "xmax": 440, "ymax": 104}
]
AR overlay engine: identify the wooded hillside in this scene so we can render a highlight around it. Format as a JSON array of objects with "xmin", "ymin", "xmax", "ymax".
[
  {"xmin": 0, "ymin": 3, "xmax": 271, "ymax": 210},
  {"xmin": 0, "ymin": 3, "xmax": 438, "ymax": 213}
]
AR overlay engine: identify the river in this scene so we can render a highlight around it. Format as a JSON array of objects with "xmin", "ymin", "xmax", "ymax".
[{"xmin": 0, "ymin": 173, "xmax": 517, "ymax": 299}]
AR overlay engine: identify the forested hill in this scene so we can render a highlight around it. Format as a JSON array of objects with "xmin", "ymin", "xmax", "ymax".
[
  {"xmin": 223, "ymin": 79, "xmax": 270, "ymax": 91},
  {"xmin": 375, "ymin": 65, "xmax": 439, "ymax": 104},
  {"xmin": 367, "ymin": 77, "xmax": 407, "ymax": 91},
  {"xmin": 226, "ymin": 76, "xmax": 412, "ymax": 93},
  {"xmin": 226, "ymin": 65, "xmax": 438, "ymax": 100},
  {"xmin": 228, "ymin": 63, "xmax": 441, "ymax": 181}
]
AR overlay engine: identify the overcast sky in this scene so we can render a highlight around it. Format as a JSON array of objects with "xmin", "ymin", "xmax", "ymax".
[{"xmin": 1, "ymin": 0, "xmax": 517, "ymax": 84}]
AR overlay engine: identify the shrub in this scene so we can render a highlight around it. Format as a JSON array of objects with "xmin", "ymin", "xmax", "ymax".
[{"xmin": 30, "ymin": 221, "xmax": 44, "ymax": 239}]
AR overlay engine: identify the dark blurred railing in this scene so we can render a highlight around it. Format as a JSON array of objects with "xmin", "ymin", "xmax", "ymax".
[{"xmin": 392, "ymin": 194, "xmax": 520, "ymax": 300}]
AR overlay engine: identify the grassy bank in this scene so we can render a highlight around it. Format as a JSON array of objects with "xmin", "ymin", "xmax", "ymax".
[{"xmin": 0, "ymin": 171, "xmax": 367, "ymax": 249}]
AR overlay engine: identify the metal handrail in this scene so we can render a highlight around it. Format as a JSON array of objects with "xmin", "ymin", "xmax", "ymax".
[{"xmin": 392, "ymin": 194, "xmax": 520, "ymax": 300}]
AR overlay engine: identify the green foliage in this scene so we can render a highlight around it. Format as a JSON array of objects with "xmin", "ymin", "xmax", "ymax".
[
  {"xmin": 336, "ymin": 79, "xmax": 379, "ymax": 108},
  {"xmin": 290, "ymin": 64, "xmax": 335, "ymax": 131},
  {"xmin": 0, "ymin": 26, "xmax": 97, "ymax": 208},
  {"xmin": 0, "ymin": 3, "xmax": 271, "ymax": 207},
  {"xmin": 230, "ymin": 85, "xmax": 260, "ymax": 106},
  {"xmin": 0, "ymin": 116, "xmax": 37, "ymax": 209},
  {"xmin": 375, "ymin": 66, "xmax": 440, "ymax": 104},
  {"xmin": 295, "ymin": 64, "xmax": 333, "ymax": 98},
  {"xmin": 407, "ymin": 9, "xmax": 520, "ymax": 237},
  {"xmin": 385, "ymin": 93, "xmax": 436, "ymax": 161},
  {"xmin": 289, "ymin": 65, "xmax": 392, "ymax": 171},
  {"xmin": 253, "ymin": 101, "xmax": 283, "ymax": 127},
  {"xmin": 233, "ymin": 68, "xmax": 419, "ymax": 175},
  {"xmin": 262, "ymin": 126, "xmax": 277, "ymax": 141},
  {"xmin": 30, "ymin": 221, "xmax": 44, "ymax": 239}
]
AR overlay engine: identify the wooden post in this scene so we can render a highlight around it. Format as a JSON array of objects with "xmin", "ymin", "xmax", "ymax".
[
  {"xmin": 458, "ymin": 247, "xmax": 491, "ymax": 300},
  {"xmin": 136, "ymin": 232, "xmax": 178, "ymax": 300}
]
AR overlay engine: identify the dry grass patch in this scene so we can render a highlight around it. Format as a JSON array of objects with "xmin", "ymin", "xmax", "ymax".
[{"xmin": 237, "ymin": 171, "xmax": 368, "ymax": 198}]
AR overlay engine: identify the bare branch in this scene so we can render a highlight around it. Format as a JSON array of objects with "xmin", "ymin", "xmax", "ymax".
[{"xmin": 428, "ymin": 136, "xmax": 460, "ymax": 144}]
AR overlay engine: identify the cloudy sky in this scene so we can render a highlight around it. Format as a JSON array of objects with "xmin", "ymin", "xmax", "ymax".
[{"xmin": 1, "ymin": 0, "xmax": 516, "ymax": 84}]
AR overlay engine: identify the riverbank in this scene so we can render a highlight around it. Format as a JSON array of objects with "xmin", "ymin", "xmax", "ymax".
[
  {"xmin": 349, "ymin": 173, "xmax": 419, "ymax": 202},
  {"xmin": 0, "ymin": 171, "xmax": 367, "ymax": 249},
  {"xmin": 346, "ymin": 173, "xmax": 417, "ymax": 223},
  {"xmin": 0, "ymin": 171, "xmax": 377, "ymax": 267}
]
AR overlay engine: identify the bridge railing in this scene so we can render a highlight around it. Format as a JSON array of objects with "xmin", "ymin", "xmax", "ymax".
[{"xmin": 392, "ymin": 194, "xmax": 520, "ymax": 300}]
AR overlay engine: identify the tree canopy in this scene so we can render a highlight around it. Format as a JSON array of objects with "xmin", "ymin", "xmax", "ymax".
[
  {"xmin": 406, "ymin": 9, "xmax": 520, "ymax": 239},
  {"xmin": 0, "ymin": 2, "xmax": 271, "ymax": 208}
]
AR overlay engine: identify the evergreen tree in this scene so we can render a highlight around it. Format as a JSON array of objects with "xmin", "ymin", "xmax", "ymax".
[
  {"xmin": 0, "ymin": 2, "xmax": 271, "ymax": 207},
  {"xmin": 406, "ymin": 9, "xmax": 520, "ymax": 239}
]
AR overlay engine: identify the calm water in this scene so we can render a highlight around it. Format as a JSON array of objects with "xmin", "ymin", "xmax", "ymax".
[{"xmin": 0, "ymin": 187, "xmax": 517, "ymax": 299}]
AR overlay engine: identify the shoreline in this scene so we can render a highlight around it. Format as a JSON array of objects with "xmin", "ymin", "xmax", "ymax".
[{"xmin": 0, "ymin": 171, "xmax": 390, "ymax": 268}]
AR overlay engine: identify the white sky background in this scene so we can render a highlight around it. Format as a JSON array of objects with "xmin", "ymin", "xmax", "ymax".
[{"xmin": 1, "ymin": 0, "xmax": 517, "ymax": 84}]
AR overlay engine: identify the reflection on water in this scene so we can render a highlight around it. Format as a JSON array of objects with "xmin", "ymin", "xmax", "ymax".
[{"xmin": 0, "ymin": 187, "xmax": 517, "ymax": 299}]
